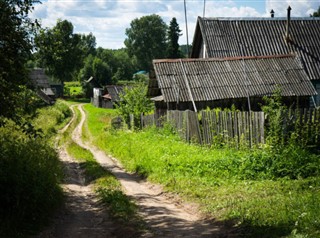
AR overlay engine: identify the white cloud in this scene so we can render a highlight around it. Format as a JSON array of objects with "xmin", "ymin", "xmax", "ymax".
[
  {"xmin": 265, "ymin": 0, "xmax": 319, "ymax": 17},
  {"xmin": 30, "ymin": 0, "xmax": 318, "ymax": 49}
]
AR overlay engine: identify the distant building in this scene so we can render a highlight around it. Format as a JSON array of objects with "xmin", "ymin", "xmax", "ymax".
[
  {"xmin": 29, "ymin": 68, "xmax": 56, "ymax": 104},
  {"xmin": 92, "ymin": 85, "xmax": 125, "ymax": 109}
]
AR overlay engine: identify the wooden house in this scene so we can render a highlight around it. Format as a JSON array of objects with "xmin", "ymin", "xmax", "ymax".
[
  {"xmin": 29, "ymin": 68, "xmax": 56, "ymax": 104},
  {"xmin": 92, "ymin": 85, "xmax": 124, "ymax": 109},
  {"xmin": 148, "ymin": 55, "xmax": 317, "ymax": 111},
  {"xmin": 191, "ymin": 14, "xmax": 320, "ymax": 107}
]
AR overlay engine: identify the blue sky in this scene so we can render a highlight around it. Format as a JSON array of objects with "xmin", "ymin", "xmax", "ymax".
[{"xmin": 30, "ymin": 0, "xmax": 320, "ymax": 49}]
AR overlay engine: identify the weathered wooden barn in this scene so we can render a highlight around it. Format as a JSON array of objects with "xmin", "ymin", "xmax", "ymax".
[
  {"xmin": 148, "ymin": 55, "xmax": 317, "ymax": 111},
  {"xmin": 92, "ymin": 85, "xmax": 124, "ymax": 109},
  {"xmin": 29, "ymin": 68, "xmax": 56, "ymax": 104},
  {"xmin": 191, "ymin": 14, "xmax": 320, "ymax": 107}
]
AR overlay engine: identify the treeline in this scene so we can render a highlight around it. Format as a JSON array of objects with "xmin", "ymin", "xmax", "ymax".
[{"xmin": 30, "ymin": 15, "xmax": 188, "ymax": 91}]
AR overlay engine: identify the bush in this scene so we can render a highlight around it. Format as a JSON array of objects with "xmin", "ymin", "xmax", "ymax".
[
  {"xmin": 238, "ymin": 146, "xmax": 320, "ymax": 180},
  {"xmin": 0, "ymin": 121, "xmax": 63, "ymax": 236}
]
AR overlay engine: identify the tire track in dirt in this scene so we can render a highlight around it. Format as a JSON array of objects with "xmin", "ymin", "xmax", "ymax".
[
  {"xmin": 37, "ymin": 105, "xmax": 121, "ymax": 238},
  {"xmin": 74, "ymin": 104, "xmax": 230, "ymax": 237}
]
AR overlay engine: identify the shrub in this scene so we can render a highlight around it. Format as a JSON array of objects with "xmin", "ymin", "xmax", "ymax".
[{"xmin": 0, "ymin": 121, "xmax": 63, "ymax": 235}]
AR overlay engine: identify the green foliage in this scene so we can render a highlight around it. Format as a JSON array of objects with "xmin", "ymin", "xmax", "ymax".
[
  {"xmin": 35, "ymin": 19, "xmax": 96, "ymax": 83},
  {"xmin": 166, "ymin": 17, "xmax": 183, "ymax": 59},
  {"xmin": 0, "ymin": 121, "xmax": 63, "ymax": 236},
  {"xmin": 64, "ymin": 81, "xmax": 84, "ymax": 98},
  {"xmin": 33, "ymin": 100, "xmax": 72, "ymax": 138},
  {"xmin": 311, "ymin": 6, "xmax": 320, "ymax": 17},
  {"xmin": 96, "ymin": 178, "xmax": 139, "ymax": 222},
  {"xmin": 179, "ymin": 44, "xmax": 192, "ymax": 58},
  {"xmin": 79, "ymin": 48, "xmax": 137, "ymax": 98},
  {"xmin": 262, "ymin": 87, "xmax": 288, "ymax": 147},
  {"xmin": 78, "ymin": 54, "xmax": 112, "ymax": 87},
  {"xmin": 0, "ymin": 0, "xmax": 39, "ymax": 120},
  {"xmin": 83, "ymin": 104, "xmax": 320, "ymax": 237},
  {"xmin": 116, "ymin": 81, "xmax": 154, "ymax": 128},
  {"xmin": 125, "ymin": 14, "xmax": 167, "ymax": 71},
  {"xmin": 111, "ymin": 49, "xmax": 136, "ymax": 82}
]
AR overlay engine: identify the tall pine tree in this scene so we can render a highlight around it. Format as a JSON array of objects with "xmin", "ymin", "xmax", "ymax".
[{"xmin": 166, "ymin": 17, "xmax": 182, "ymax": 59}]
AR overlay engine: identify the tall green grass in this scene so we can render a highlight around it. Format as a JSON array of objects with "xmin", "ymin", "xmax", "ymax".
[
  {"xmin": 83, "ymin": 103, "xmax": 320, "ymax": 238},
  {"xmin": 0, "ymin": 129, "xmax": 63, "ymax": 236},
  {"xmin": 33, "ymin": 100, "xmax": 72, "ymax": 138}
]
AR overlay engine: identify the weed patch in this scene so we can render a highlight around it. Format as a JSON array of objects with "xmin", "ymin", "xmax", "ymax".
[
  {"xmin": 83, "ymin": 103, "xmax": 320, "ymax": 237},
  {"xmin": 0, "ymin": 121, "xmax": 63, "ymax": 237}
]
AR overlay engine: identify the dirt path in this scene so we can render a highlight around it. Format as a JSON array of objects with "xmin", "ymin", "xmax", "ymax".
[
  {"xmin": 37, "ymin": 105, "xmax": 122, "ymax": 238},
  {"xmin": 38, "ymin": 104, "xmax": 234, "ymax": 238}
]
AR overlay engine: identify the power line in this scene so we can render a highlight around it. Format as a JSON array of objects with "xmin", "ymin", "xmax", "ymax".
[{"xmin": 184, "ymin": 0, "xmax": 189, "ymax": 58}]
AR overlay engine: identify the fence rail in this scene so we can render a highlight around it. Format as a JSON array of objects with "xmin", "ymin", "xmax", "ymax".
[{"xmin": 141, "ymin": 108, "xmax": 320, "ymax": 148}]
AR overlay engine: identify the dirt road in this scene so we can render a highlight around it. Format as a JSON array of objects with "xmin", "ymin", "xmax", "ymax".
[{"xmin": 38, "ymin": 104, "xmax": 234, "ymax": 237}]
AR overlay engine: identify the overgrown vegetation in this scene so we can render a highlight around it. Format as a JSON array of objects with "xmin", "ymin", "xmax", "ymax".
[
  {"xmin": 64, "ymin": 81, "xmax": 84, "ymax": 98},
  {"xmin": 116, "ymin": 80, "xmax": 153, "ymax": 129},
  {"xmin": 84, "ymin": 103, "xmax": 320, "ymax": 238},
  {"xmin": 0, "ymin": 101, "xmax": 71, "ymax": 237}
]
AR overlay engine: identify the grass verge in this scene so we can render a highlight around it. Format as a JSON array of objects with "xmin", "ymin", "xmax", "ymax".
[
  {"xmin": 62, "ymin": 105, "xmax": 146, "ymax": 234},
  {"xmin": 83, "ymin": 103, "xmax": 320, "ymax": 238}
]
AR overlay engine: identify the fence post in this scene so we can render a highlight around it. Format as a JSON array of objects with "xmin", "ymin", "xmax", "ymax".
[{"xmin": 129, "ymin": 114, "xmax": 134, "ymax": 130}]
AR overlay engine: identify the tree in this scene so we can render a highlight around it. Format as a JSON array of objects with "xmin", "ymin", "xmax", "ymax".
[
  {"xmin": 96, "ymin": 47, "xmax": 136, "ymax": 82},
  {"xmin": 166, "ymin": 18, "xmax": 182, "ymax": 59},
  {"xmin": 311, "ymin": 6, "xmax": 320, "ymax": 17},
  {"xmin": 78, "ymin": 55, "xmax": 112, "ymax": 97},
  {"xmin": 116, "ymin": 81, "xmax": 154, "ymax": 129},
  {"xmin": 0, "ymin": 0, "xmax": 39, "ymax": 120},
  {"xmin": 124, "ymin": 14, "xmax": 167, "ymax": 72},
  {"xmin": 112, "ymin": 49, "xmax": 136, "ymax": 82},
  {"xmin": 35, "ymin": 19, "xmax": 96, "ymax": 84},
  {"xmin": 179, "ymin": 44, "xmax": 192, "ymax": 58}
]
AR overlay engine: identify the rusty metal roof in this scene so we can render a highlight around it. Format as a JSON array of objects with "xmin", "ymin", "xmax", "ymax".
[
  {"xmin": 191, "ymin": 17, "xmax": 320, "ymax": 81},
  {"xmin": 150, "ymin": 55, "xmax": 317, "ymax": 103}
]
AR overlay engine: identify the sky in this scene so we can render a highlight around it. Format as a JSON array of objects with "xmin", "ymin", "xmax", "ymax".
[{"xmin": 30, "ymin": 0, "xmax": 320, "ymax": 49}]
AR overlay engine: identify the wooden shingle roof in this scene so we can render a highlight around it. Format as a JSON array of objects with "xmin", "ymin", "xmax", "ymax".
[
  {"xmin": 150, "ymin": 55, "xmax": 317, "ymax": 103},
  {"xmin": 191, "ymin": 17, "xmax": 320, "ymax": 80}
]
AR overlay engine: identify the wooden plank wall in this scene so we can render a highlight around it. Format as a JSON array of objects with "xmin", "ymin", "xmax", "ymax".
[
  {"xmin": 140, "ymin": 108, "xmax": 320, "ymax": 148},
  {"xmin": 201, "ymin": 111, "xmax": 264, "ymax": 147}
]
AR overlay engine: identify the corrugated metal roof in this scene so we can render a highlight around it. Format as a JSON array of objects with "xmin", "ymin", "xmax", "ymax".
[
  {"xmin": 151, "ymin": 55, "xmax": 317, "ymax": 103},
  {"xmin": 191, "ymin": 17, "xmax": 320, "ymax": 80}
]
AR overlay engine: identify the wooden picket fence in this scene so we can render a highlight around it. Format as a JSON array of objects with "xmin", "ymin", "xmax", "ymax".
[
  {"xmin": 141, "ymin": 108, "xmax": 320, "ymax": 148},
  {"xmin": 141, "ymin": 110, "xmax": 264, "ymax": 147}
]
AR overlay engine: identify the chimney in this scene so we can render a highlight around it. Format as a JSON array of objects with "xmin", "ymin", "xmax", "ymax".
[
  {"xmin": 270, "ymin": 9, "xmax": 275, "ymax": 18},
  {"xmin": 286, "ymin": 6, "xmax": 292, "ymax": 42}
]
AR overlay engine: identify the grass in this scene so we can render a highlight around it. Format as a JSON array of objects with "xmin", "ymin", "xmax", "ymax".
[
  {"xmin": 64, "ymin": 81, "xmax": 83, "ymax": 97},
  {"xmin": 0, "ymin": 101, "xmax": 71, "ymax": 237},
  {"xmin": 83, "ymin": 103, "xmax": 320, "ymax": 238},
  {"xmin": 61, "ymin": 104, "xmax": 145, "ymax": 233}
]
